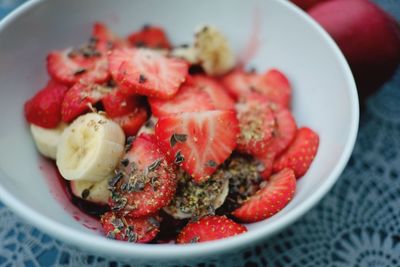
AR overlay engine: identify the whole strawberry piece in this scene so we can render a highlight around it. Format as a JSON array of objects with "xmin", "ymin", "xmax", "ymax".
[
  {"xmin": 155, "ymin": 110, "xmax": 239, "ymax": 183},
  {"xmin": 109, "ymin": 134, "xmax": 177, "ymax": 218},
  {"xmin": 176, "ymin": 215, "xmax": 247, "ymax": 244},
  {"xmin": 273, "ymin": 127, "xmax": 319, "ymax": 178},
  {"xmin": 24, "ymin": 80, "xmax": 69, "ymax": 128},
  {"xmin": 101, "ymin": 211, "xmax": 161, "ymax": 243},
  {"xmin": 232, "ymin": 168, "xmax": 296, "ymax": 223},
  {"xmin": 109, "ymin": 48, "xmax": 188, "ymax": 99},
  {"xmin": 128, "ymin": 25, "xmax": 171, "ymax": 49}
]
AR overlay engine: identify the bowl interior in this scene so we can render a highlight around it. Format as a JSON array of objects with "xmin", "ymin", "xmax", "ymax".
[{"xmin": 0, "ymin": 0, "xmax": 358, "ymax": 260}]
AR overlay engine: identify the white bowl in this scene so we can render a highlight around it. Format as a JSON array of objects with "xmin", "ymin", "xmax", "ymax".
[{"xmin": 0, "ymin": 0, "xmax": 359, "ymax": 264}]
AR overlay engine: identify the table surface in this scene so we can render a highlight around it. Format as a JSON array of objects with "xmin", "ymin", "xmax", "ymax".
[{"xmin": 1, "ymin": 0, "xmax": 400, "ymax": 266}]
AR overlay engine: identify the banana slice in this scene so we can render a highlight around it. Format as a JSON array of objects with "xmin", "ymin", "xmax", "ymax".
[
  {"xmin": 70, "ymin": 177, "xmax": 110, "ymax": 205},
  {"xmin": 137, "ymin": 116, "xmax": 158, "ymax": 135},
  {"xmin": 30, "ymin": 123, "xmax": 67, "ymax": 160},
  {"xmin": 163, "ymin": 169, "xmax": 229, "ymax": 219},
  {"xmin": 194, "ymin": 25, "xmax": 235, "ymax": 76},
  {"xmin": 171, "ymin": 45, "xmax": 199, "ymax": 64},
  {"xmin": 56, "ymin": 113, "xmax": 125, "ymax": 182}
]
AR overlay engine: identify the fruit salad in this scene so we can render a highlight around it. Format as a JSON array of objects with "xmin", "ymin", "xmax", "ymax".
[{"xmin": 24, "ymin": 23, "xmax": 320, "ymax": 244}]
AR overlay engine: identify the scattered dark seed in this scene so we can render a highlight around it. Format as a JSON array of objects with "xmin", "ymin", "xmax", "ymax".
[
  {"xmin": 206, "ymin": 160, "xmax": 217, "ymax": 168},
  {"xmin": 170, "ymin": 133, "xmax": 187, "ymax": 147},
  {"xmin": 109, "ymin": 172, "xmax": 123, "ymax": 188},
  {"xmin": 178, "ymin": 44, "xmax": 189, "ymax": 48},
  {"xmin": 81, "ymin": 189, "xmax": 90, "ymax": 199},
  {"xmin": 190, "ymin": 236, "xmax": 200, "ymax": 243},
  {"xmin": 174, "ymin": 151, "xmax": 185, "ymax": 164},
  {"xmin": 74, "ymin": 68, "xmax": 87, "ymax": 75},
  {"xmin": 148, "ymin": 158, "xmax": 162, "ymax": 172},
  {"xmin": 111, "ymin": 218, "xmax": 124, "ymax": 231},
  {"xmin": 121, "ymin": 158, "xmax": 130, "ymax": 167},
  {"xmin": 106, "ymin": 231, "xmax": 116, "ymax": 239},
  {"xmin": 139, "ymin": 74, "xmax": 147, "ymax": 84},
  {"xmin": 135, "ymin": 41, "xmax": 146, "ymax": 48},
  {"xmin": 148, "ymin": 217, "xmax": 160, "ymax": 228},
  {"xmin": 125, "ymin": 136, "xmax": 136, "ymax": 152}
]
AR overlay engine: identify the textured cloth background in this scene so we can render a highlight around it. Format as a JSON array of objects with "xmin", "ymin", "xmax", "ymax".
[{"xmin": 0, "ymin": 0, "xmax": 399, "ymax": 266}]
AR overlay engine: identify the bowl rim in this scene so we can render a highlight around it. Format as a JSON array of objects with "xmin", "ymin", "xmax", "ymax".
[{"xmin": 0, "ymin": 0, "xmax": 359, "ymax": 260}]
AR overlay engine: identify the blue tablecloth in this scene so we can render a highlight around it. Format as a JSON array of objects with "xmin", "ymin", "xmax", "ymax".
[{"xmin": 1, "ymin": 0, "xmax": 399, "ymax": 266}]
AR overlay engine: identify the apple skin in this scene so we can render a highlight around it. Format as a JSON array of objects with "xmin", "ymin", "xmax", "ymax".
[
  {"xmin": 291, "ymin": 0, "xmax": 328, "ymax": 10},
  {"xmin": 308, "ymin": 0, "xmax": 400, "ymax": 102}
]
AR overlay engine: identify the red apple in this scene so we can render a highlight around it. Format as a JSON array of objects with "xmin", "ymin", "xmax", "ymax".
[
  {"xmin": 291, "ymin": 0, "xmax": 328, "ymax": 10},
  {"xmin": 309, "ymin": 0, "xmax": 400, "ymax": 102}
]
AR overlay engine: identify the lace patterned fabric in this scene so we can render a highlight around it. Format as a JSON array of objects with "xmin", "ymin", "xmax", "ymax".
[{"xmin": 1, "ymin": 0, "xmax": 400, "ymax": 266}]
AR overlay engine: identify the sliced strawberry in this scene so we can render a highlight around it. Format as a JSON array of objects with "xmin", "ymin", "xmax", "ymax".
[
  {"xmin": 47, "ymin": 47, "xmax": 109, "ymax": 85},
  {"xmin": 268, "ymin": 108, "xmax": 297, "ymax": 156},
  {"xmin": 273, "ymin": 127, "xmax": 319, "ymax": 178},
  {"xmin": 61, "ymin": 82, "xmax": 109, "ymax": 122},
  {"xmin": 232, "ymin": 168, "xmax": 296, "ymax": 223},
  {"xmin": 91, "ymin": 22, "xmax": 127, "ymax": 51},
  {"xmin": 220, "ymin": 69, "xmax": 257, "ymax": 100},
  {"xmin": 149, "ymin": 81, "xmax": 214, "ymax": 117},
  {"xmin": 256, "ymin": 152, "xmax": 275, "ymax": 180},
  {"xmin": 24, "ymin": 80, "xmax": 69, "ymax": 128},
  {"xmin": 102, "ymin": 89, "xmax": 148, "ymax": 136},
  {"xmin": 109, "ymin": 48, "xmax": 188, "ymax": 99},
  {"xmin": 109, "ymin": 134, "xmax": 177, "ymax": 218},
  {"xmin": 221, "ymin": 68, "xmax": 292, "ymax": 108},
  {"xmin": 236, "ymin": 99, "xmax": 276, "ymax": 156},
  {"xmin": 256, "ymin": 69, "xmax": 292, "ymax": 108},
  {"xmin": 190, "ymin": 75, "xmax": 235, "ymax": 110},
  {"xmin": 128, "ymin": 25, "xmax": 171, "ymax": 49},
  {"xmin": 155, "ymin": 110, "xmax": 239, "ymax": 183},
  {"xmin": 113, "ymin": 108, "xmax": 148, "ymax": 136},
  {"xmin": 149, "ymin": 75, "xmax": 234, "ymax": 118},
  {"xmin": 102, "ymin": 89, "xmax": 145, "ymax": 118},
  {"xmin": 176, "ymin": 216, "xmax": 247, "ymax": 244},
  {"xmin": 101, "ymin": 211, "xmax": 161, "ymax": 243}
]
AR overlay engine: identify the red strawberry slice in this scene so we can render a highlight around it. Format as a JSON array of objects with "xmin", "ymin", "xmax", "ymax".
[
  {"xmin": 109, "ymin": 48, "xmax": 188, "ymax": 99},
  {"xmin": 190, "ymin": 75, "xmax": 235, "ymax": 111},
  {"xmin": 149, "ymin": 75, "xmax": 234, "ymax": 117},
  {"xmin": 220, "ymin": 69, "xmax": 258, "ymax": 100},
  {"xmin": 221, "ymin": 69, "xmax": 292, "ymax": 108},
  {"xmin": 113, "ymin": 109, "xmax": 149, "ymax": 137},
  {"xmin": 128, "ymin": 25, "xmax": 171, "ymax": 49},
  {"xmin": 155, "ymin": 110, "xmax": 239, "ymax": 183},
  {"xmin": 268, "ymin": 108, "xmax": 297, "ymax": 156},
  {"xmin": 102, "ymin": 89, "xmax": 145, "ymax": 118},
  {"xmin": 273, "ymin": 127, "xmax": 320, "ymax": 178},
  {"xmin": 101, "ymin": 211, "xmax": 161, "ymax": 243},
  {"xmin": 176, "ymin": 215, "xmax": 247, "ymax": 244},
  {"xmin": 92, "ymin": 22, "xmax": 127, "ymax": 51},
  {"xmin": 109, "ymin": 134, "xmax": 177, "ymax": 218},
  {"xmin": 255, "ymin": 69, "xmax": 292, "ymax": 108},
  {"xmin": 148, "ymin": 79, "xmax": 215, "ymax": 117},
  {"xmin": 47, "ymin": 48, "xmax": 109, "ymax": 85},
  {"xmin": 102, "ymin": 89, "xmax": 148, "ymax": 136},
  {"xmin": 61, "ymin": 82, "xmax": 110, "ymax": 122},
  {"xmin": 24, "ymin": 80, "xmax": 69, "ymax": 128},
  {"xmin": 236, "ymin": 99, "xmax": 276, "ymax": 156},
  {"xmin": 256, "ymin": 152, "xmax": 275, "ymax": 180},
  {"xmin": 232, "ymin": 168, "xmax": 296, "ymax": 222}
]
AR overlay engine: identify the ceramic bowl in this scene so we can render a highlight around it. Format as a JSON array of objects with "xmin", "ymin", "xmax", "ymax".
[{"xmin": 0, "ymin": 0, "xmax": 358, "ymax": 264}]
